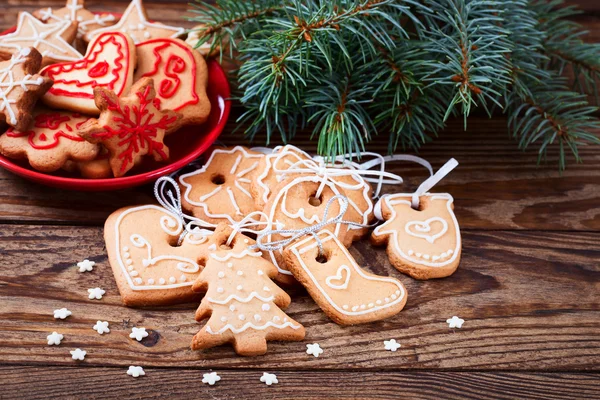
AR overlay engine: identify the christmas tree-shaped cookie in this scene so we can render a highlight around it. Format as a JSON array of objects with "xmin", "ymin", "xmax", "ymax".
[{"xmin": 191, "ymin": 223, "xmax": 305, "ymax": 356}]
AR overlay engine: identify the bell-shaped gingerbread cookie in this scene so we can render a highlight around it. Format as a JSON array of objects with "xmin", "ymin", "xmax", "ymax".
[
  {"xmin": 371, "ymin": 193, "xmax": 461, "ymax": 279},
  {"xmin": 284, "ymin": 230, "xmax": 407, "ymax": 325}
]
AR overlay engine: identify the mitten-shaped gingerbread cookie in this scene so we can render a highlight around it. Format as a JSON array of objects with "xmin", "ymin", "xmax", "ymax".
[
  {"xmin": 191, "ymin": 224, "xmax": 305, "ymax": 356},
  {"xmin": 78, "ymin": 78, "xmax": 180, "ymax": 177},
  {"xmin": 179, "ymin": 146, "xmax": 264, "ymax": 224},
  {"xmin": 105, "ymin": 204, "xmax": 215, "ymax": 306},
  {"xmin": 371, "ymin": 193, "xmax": 461, "ymax": 280},
  {"xmin": 284, "ymin": 230, "xmax": 407, "ymax": 325}
]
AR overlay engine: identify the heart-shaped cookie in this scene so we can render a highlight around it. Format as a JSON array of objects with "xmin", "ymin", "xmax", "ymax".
[
  {"xmin": 284, "ymin": 230, "xmax": 407, "ymax": 325},
  {"xmin": 41, "ymin": 31, "xmax": 136, "ymax": 115},
  {"xmin": 105, "ymin": 204, "xmax": 214, "ymax": 306}
]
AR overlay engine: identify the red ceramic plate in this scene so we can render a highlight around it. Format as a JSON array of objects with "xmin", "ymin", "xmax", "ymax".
[{"xmin": 0, "ymin": 22, "xmax": 230, "ymax": 191}]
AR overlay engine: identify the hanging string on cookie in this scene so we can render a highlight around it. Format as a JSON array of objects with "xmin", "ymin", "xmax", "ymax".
[
  {"xmin": 409, "ymin": 158, "xmax": 458, "ymax": 208},
  {"xmin": 225, "ymin": 210, "xmax": 279, "ymax": 247},
  {"xmin": 154, "ymin": 176, "xmax": 215, "ymax": 245},
  {"xmin": 253, "ymin": 195, "xmax": 371, "ymax": 258}
]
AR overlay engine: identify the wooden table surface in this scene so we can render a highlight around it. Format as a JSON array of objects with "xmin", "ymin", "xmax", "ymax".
[{"xmin": 0, "ymin": 1, "xmax": 599, "ymax": 399}]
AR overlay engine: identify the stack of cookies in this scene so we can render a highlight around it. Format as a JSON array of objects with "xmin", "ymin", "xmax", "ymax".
[
  {"xmin": 104, "ymin": 145, "xmax": 462, "ymax": 355},
  {"xmin": 0, "ymin": 0, "xmax": 211, "ymax": 178}
]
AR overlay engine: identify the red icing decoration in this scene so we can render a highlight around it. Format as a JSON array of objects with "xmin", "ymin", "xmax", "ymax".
[
  {"xmin": 88, "ymin": 61, "xmax": 109, "ymax": 78},
  {"xmin": 137, "ymin": 39, "xmax": 199, "ymax": 111},
  {"xmin": 93, "ymin": 85, "xmax": 175, "ymax": 173},
  {"xmin": 6, "ymin": 113, "xmax": 87, "ymax": 150},
  {"xmin": 41, "ymin": 32, "xmax": 131, "ymax": 99}
]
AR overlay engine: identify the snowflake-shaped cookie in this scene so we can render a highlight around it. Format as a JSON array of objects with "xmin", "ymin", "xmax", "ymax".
[
  {"xmin": 179, "ymin": 146, "xmax": 263, "ymax": 224},
  {"xmin": 78, "ymin": 78, "xmax": 180, "ymax": 177}
]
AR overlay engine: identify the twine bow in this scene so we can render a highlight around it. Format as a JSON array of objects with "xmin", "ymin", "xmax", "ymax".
[{"xmin": 253, "ymin": 195, "xmax": 370, "ymax": 257}]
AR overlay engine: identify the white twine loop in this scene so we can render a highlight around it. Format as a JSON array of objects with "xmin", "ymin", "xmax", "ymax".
[
  {"xmin": 154, "ymin": 176, "xmax": 215, "ymax": 245},
  {"xmin": 226, "ymin": 211, "xmax": 274, "ymax": 246},
  {"xmin": 253, "ymin": 195, "xmax": 371, "ymax": 257},
  {"xmin": 411, "ymin": 158, "xmax": 458, "ymax": 208}
]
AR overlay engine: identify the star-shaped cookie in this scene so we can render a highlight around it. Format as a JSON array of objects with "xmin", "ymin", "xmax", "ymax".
[
  {"xmin": 78, "ymin": 78, "xmax": 181, "ymax": 177},
  {"xmin": 33, "ymin": 0, "xmax": 117, "ymax": 40},
  {"xmin": 0, "ymin": 12, "xmax": 82, "ymax": 66},
  {"xmin": 85, "ymin": 0, "xmax": 185, "ymax": 44},
  {"xmin": 0, "ymin": 48, "xmax": 53, "ymax": 131}
]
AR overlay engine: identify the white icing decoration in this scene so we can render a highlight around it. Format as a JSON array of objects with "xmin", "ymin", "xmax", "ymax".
[
  {"xmin": 210, "ymin": 249, "xmax": 262, "ymax": 262},
  {"xmin": 114, "ymin": 205, "xmax": 207, "ymax": 291},
  {"xmin": 238, "ymin": 314, "xmax": 245, "ymax": 321},
  {"xmin": 206, "ymin": 320, "xmax": 301, "ymax": 335},
  {"xmin": 373, "ymin": 193, "xmax": 461, "ymax": 268},
  {"xmin": 207, "ymin": 293, "xmax": 275, "ymax": 305},
  {"xmin": 37, "ymin": 0, "xmax": 116, "ymax": 38},
  {"xmin": 0, "ymin": 13, "xmax": 82, "ymax": 62},
  {"xmin": 324, "ymin": 265, "xmax": 351, "ymax": 290},
  {"xmin": 262, "ymin": 303, "xmax": 270, "ymax": 311},
  {"xmin": 405, "ymin": 217, "xmax": 448, "ymax": 243},
  {"xmin": 236, "ymin": 285, "xmax": 243, "ymax": 291},
  {"xmin": 289, "ymin": 230, "xmax": 406, "ymax": 316},
  {"xmin": 86, "ymin": 0, "xmax": 185, "ymax": 44}
]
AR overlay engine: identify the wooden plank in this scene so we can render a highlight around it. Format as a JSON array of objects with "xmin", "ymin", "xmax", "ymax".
[
  {"xmin": 1, "ymin": 117, "xmax": 598, "ymax": 230},
  {"xmin": 0, "ymin": 225, "xmax": 598, "ymax": 370},
  {"xmin": 1, "ymin": 367, "xmax": 599, "ymax": 400}
]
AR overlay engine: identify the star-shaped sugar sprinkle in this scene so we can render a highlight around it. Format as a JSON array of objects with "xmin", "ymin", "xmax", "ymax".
[
  {"xmin": 93, "ymin": 320, "xmax": 110, "ymax": 334},
  {"xmin": 77, "ymin": 259, "xmax": 95, "ymax": 272},
  {"xmin": 127, "ymin": 366, "xmax": 145, "ymax": 378},
  {"xmin": 0, "ymin": 47, "xmax": 53, "ymax": 131},
  {"xmin": 78, "ymin": 78, "xmax": 180, "ymax": 177},
  {"xmin": 87, "ymin": 287, "xmax": 105, "ymax": 299},
  {"xmin": 260, "ymin": 372, "xmax": 278, "ymax": 386},
  {"xmin": 202, "ymin": 372, "xmax": 221, "ymax": 385},
  {"xmin": 306, "ymin": 343, "xmax": 323, "ymax": 358},
  {"xmin": 47, "ymin": 331, "xmax": 64, "ymax": 345},
  {"xmin": 53, "ymin": 308, "xmax": 72, "ymax": 319},
  {"xmin": 0, "ymin": 12, "xmax": 82, "ymax": 64},
  {"xmin": 85, "ymin": 0, "xmax": 184, "ymax": 44},
  {"xmin": 70, "ymin": 348, "xmax": 86, "ymax": 360},
  {"xmin": 384, "ymin": 339, "xmax": 401, "ymax": 352},
  {"xmin": 130, "ymin": 327, "xmax": 149, "ymax": 341},
  {"xmin": 447, "ymin": 316, "xmax": 465, "ymax": 329}
]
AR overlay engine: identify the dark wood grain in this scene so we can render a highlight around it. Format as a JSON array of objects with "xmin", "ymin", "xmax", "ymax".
[
  {"xmin": 1, "ymin": 225, "xmax": 598, "ymax": 369},
  {"xmin": 1, "ymin": 367, "xmax": 599, "ymax": 400}
]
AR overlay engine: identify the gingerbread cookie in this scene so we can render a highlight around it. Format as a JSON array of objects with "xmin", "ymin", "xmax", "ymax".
[
  {"xmin": 0, "ymin": 110, "xmax": 98, "ymax": 172},
  {"xmin": 252, "ymin": 145, "xmax": 374, "ymax": 242},
  {"xmin": 134, "ymin": 38, "xmax": 210, "ymax": 129},
  {"xmin": 284, "ymin": 230, "xmax": 407, "ymax": 325},
  {"xmin": 85, "ymin": 0, "xmax": 185, "ymax": 44},
  {"xmin": 63, "ymin": 147, "xmax": 111, "ymax": 178},
  {"xmin": 40, "ymin": 31, "xmax": 136, "ymax": 115},
  {"xmin": 0, "ymin": 12, "xmax": 81, "ymax": 66},
  {"xmin": 33, "ymin": 0, "xmax": 117, "ymax": 41},
  {"xmin": 105, "ymin": 204, "xmax": 214, "ymax": 306},
  {"xmin": 262, "ymin": 174, "xmax": 356, "ymax": 285},
  {"xmin": 78, "ymin": 78, "xmax": 180, "ymax": 177},
  {"xmin": 371, "ymin": 193, "xmax": 462, "ymax": 279},
  {"xmin": 179, "ymin": 146, "xmax": 264, "ymax": 224},
  {"xmin": 191, "ymin": 223, "xmax": 305, "ymax": 356},
  {"xmin": 0, "ymin": 48, "xmax": 53, "ymax": 131}
]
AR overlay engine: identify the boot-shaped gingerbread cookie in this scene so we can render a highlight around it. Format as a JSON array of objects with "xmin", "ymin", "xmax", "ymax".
[
  {"xmin": 191, "ymin": 223, "xmax": 305, "ymax": 356},
  {"xmin": 371, "ymin": 192, "xmax": 461, "ymax": 280},
  {"xmin": 284, "ymin": 229, "xmax": 407, "ymax": 325}
]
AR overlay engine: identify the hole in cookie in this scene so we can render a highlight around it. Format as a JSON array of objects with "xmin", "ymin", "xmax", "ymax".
[
  {"xmin": 308, "ymin": 194, "xmax": 322, "ymax": 207},
  {"xmin": 197, "ymin": 258, "xmax": 206, "ymax": 268},
  {"xmin": 218, "ymin": 236, "xmax": 235, "ymax": 250},
  {"xmin": 316, "ymin": 253, "xmax": 328, "ymax": 264},
  {"xmin": 211, "ymin": 174, "xmax": 226, "ymax": 185}
]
